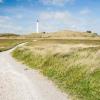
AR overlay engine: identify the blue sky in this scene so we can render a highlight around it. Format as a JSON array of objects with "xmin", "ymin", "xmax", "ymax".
[{"xmin": 0, "ymin": 0, "xmax": 100, "ymax": 34}]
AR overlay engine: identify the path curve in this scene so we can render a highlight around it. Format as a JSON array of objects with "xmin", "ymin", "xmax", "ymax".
[{"xmin": 0, "ymin": 44, "xmax": 70, "ymax": 100}]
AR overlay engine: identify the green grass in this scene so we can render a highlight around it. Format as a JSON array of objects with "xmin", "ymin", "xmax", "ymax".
[
  {"xmin": 12, "ymin": 39, "xmax": 100, "ymax": 100},
  {"xmin": 29, "ymin": 38, "xmax": 100, "ymax": 46},
  {"xmin": 0, "ymin": 33, "xmax": 19, "ymax": 37},
  {"xmin": 0, "ymin": 39, "xmax": 27, "ymax": 52}
]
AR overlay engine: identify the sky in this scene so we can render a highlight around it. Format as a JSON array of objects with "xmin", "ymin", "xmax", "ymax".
[{"xmin": 0, "ymin": 0, "xmax": 100, "ymax": 34}]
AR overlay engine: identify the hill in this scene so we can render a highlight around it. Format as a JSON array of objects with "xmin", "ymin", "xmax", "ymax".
[
  {"xmin": 49, "ymin": 30, "xmax": 99, "ymax": 38},
  {"xmin": 29, "ymin": 30, "xmax": 99, "ymax": 38},
  {"xmin": 0, "ymin": 33, "xmax": 20, "ymax": 37}
]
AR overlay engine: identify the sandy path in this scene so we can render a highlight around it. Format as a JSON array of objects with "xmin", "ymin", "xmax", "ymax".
[{"xmin": 0, "ymin": 44, "xmax": 70, "ymax": 100}]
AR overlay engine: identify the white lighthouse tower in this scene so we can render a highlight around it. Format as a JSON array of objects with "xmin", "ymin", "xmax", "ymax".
[{"xmin": 36, "ymin": 19, "xmax": 39, "ymax": 33}]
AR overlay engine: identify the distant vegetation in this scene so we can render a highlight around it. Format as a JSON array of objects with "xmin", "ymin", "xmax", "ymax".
[
  {"xmin": 0, "ymin": 33, "xmax": 20, "ymax": 37},
  {"xmin": 13, "ymin": 39, "xmax": 100, "ymax": 100},
  {"xmin": 86, "ymin": 30, "xmax": 92, "ymax": 33},
  {"xmin": 0, "ymin": 39, "xmax": 27, "ymax": 52},
  {"xmin": 0, "ymin": 34, "xmax": 27, "ymax": 52}
]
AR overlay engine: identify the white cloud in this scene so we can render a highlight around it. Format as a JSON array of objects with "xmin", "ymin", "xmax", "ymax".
[
  {"xmin": 0, "ymin": 16, "xmax": 11, "ymax": 23},
  {"xmin": 0, "ymin": 0, "xmax": 3, "ymax": 3},
  {"xmin": 15, "ymin": 14, "xmax": 23, "ymax": 19},
  {"xmin": 80, "ymin": 8, "xmax": 91, "ymax": 15},
  {"xmin": 39, "ymin": 0, "xmax": 75, "ymax": 6},
  {"xmin": 0, "ymin": 16, "xmax": 23, "ymax": 34},
  {"xmin": 0, "ymin": 7, "xmax": 99, "ymax": 34},
  {"xmin": 39, "ymin": 11, "xmax": 80, "ymax": 24},
  {"xmin": 38, "ymin": 10, "xmax": 99, "ymax": 33},
  {"xmin": 38, "ymin": 11, "xmax": 81, "ymax": 32}
]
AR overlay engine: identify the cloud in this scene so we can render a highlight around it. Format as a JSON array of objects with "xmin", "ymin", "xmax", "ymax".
[
  {"xmin": 39, "ymin": 11, "xmax": 79, "ymax": 23},
  {"xmin": 0, "ymin": 7, "xmax": 40, "ymax": 34},
  {"xmin": 0, "ymin": 0, "xmax": 3, "ymax": 3},
  {"xmin": 0, "ymin": 6, "xmax": 99, "ymax": 34},
  {"xmin": 39, "ymin": 0, "xmax": 75, "ymax": 6},
  {"xmin": 15, "ymin": 14, "xmax": 24, "ymax": 19},
  {"xmin": 0, "ymin": 16, "xmax": 11, "ymax": 23},
  {"xmin": 0, "ymin": 15, "xmax": 23, "ymax": 33},
  {"xmin": 38, "ymin": 11, "xmax": 82, "ymax": 32},
  {"xmin": 80, "ymin": 8, "xmax": 91, "ymax": 15},
  {"xmin": 38, "ymin": 10, "xmax": 99, "ymax": 32}
]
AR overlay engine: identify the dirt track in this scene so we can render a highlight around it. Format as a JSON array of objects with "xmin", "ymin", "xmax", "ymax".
[{"xmin": 0, "ymin": 44, "xmax": 69, "ymax": 100}]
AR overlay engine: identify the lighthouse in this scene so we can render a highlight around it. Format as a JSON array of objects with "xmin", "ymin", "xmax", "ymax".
[{"xmin": 36, "ymin": 19, "xmax": 39, "ymax": 33}]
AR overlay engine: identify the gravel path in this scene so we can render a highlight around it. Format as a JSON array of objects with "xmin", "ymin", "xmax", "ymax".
[{"xmin": 0, "ymin": 44, "xmax": 70, "ymax": 100}]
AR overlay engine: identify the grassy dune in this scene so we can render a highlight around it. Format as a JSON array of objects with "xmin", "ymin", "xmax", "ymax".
[
  {"xmin": 0, "ymin": 39, "xmax": 27, "ymax": 52},
  {"xmin": 12, "ymin": 39, "xmax": 100, "ymax": 100},
  {"xmin": 50, "ymin": 30, "xmax": 98, "ymax": 37}
]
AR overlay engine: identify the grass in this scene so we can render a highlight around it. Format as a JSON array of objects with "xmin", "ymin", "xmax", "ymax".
[
  {"xmin": 0, "ymin": 33, "xmax": 19, "ymax": 37},
  {"xmin": 0, "ymin": 39, "xmax": 27, "ymax": 52},
  {"xmin": 39, "ymin": 39, "xmax": 100, "ymax": 45},
  {"xmin": 49, "ymin": 30, "xmax": 99, "ymax": 38},
  {"xmin": 12, "ymin": 39, "xmax": 100, "ymax": 100}
]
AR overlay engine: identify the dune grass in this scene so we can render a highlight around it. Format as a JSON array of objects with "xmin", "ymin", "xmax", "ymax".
[
  {"xmin": 12, "ymin": 39, "xmax": 100, "ymax": 100},
  {"xmin": 0, "ymin": 39, "xmax": 27, "ymax": 52},
  {"xmin": 28, "ymin": 39, "xmax": 100, "ymax": 47}
]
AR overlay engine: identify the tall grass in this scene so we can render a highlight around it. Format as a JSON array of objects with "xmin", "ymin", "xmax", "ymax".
[
  {"xmin": 0, "ymin": 39, "xmax": 27, "ymax": 52},
  {"xmin": 12, "ymin": 44, "xmax": 100, "ymax": 100}
]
